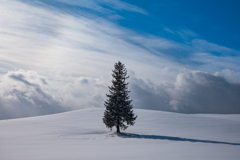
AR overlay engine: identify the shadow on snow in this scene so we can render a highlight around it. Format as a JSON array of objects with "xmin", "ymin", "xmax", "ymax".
[{"xmin": 117, "ymin": 133, "xmax": 240, "ymax": 146}]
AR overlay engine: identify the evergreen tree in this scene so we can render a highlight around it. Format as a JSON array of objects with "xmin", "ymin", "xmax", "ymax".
[{"xmin": 103, "ymin": 61, "xmax": 137, "ymax": 133}]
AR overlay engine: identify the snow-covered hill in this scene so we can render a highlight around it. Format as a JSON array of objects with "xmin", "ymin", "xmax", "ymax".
[{"xmin": 1, "ymin": 108, "xmax": 240, "ymax": 160}]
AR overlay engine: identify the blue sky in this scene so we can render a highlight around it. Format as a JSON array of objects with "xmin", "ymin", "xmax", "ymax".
[
  {"xmin": 0, "ymin": 0, "xmax": 240, "ymax": 119},
  {"xmin": 27, "ymin": 0, "xmax": 240, "ymax": 53},
  {"xmin": 118, "ymin": 0, "xmax": 240, "ymax": 50},
  {"xmin": 26, "ymin": 0, "xmax": 240, "ymax": 66}
]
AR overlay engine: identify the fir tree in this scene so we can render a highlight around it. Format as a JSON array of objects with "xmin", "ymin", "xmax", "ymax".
[{"xmin": 103, "ymin": 61, "xmax": 137, "ymax": 133}]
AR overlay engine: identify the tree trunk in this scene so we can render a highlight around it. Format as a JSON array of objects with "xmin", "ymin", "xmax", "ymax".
[{"xmin": 116, "ymin": 125, "xmax": 120, "ymax": 133}]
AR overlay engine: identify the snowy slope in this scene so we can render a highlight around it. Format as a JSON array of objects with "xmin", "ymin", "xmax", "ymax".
[{"xmin": 1, "ymin": 108, "xmax": 240, "ymax": 160}]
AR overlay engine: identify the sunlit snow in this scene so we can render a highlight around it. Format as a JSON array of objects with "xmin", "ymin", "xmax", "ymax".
[{"xmin": 1, "ymin": 108, "xmax": 240, "ymax": 160}]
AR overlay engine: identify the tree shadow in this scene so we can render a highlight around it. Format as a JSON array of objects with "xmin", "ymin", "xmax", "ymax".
[{"xmin": 117, "ymin": 133, "xmax": 240, "ymax": 146}]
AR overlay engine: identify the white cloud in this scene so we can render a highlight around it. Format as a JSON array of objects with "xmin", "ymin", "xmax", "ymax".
[
  {"xmin": 0, "ymin": 0, "xmax": 240, "ymax": 118},
  {"xmin": 1, "ymin": 68, "xmax": 240, "ymax": 119},
  {"xmin": 100, "ymin": 0, "xmax": 147, "ymax": 14},
  {"xmin": 188, "ymin": 52, "xmax": 240, "ymax": 72},
  {"xmin": 0, "ymin": 0, "xmax": 186, "ymax": 84},
  {"xmin": 130, "ymin": 71, "xmax": 240, "ymax": 114},
  {"xmin": 36, "ymin": 0, "xmax": 147, "ymax": 14},
  {"xmin": 163, "ymin": 27, "xmax": 198, "ymax": 40},
  {"xmin": 191, "ymin": 39, "xmax": 240, "ymax": 56},
  {"xmin": 59, "ymin": 76, "xmax": 108, "ymax": 109},
  {"xmin": 0, "ymin": 69, "xmax": 67, "ymax": 119},
  {"xmin": 0, "ymin": 69, "xmax": 109, "ymax": 119},
  {"xmin": 215, "ymin": 69, "xmax": 240, "ymax": 84}
]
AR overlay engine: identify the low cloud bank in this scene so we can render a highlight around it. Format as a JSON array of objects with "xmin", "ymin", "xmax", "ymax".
[
  {"xmin": 0, "ymin": 69, "xmax": 110, "ymax": 119},
  {"xmin": 130, "ymin": 71, "xmax": 240, "ymax": 114},
  {"xmin": 0, "ymin": 69, "xmax": 240, "ymax": 119},
  {"xmin": 0, "ymin": 70, "xmax": 67, "ymax": 119}
]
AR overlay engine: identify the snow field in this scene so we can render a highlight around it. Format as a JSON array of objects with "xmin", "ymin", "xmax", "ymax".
[{"xmin": 1, "ymin": 108, "xmax": 240, "ymax": 160}]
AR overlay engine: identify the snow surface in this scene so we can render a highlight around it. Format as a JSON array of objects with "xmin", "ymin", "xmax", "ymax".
[{"xmin": 1, "ymin": 108, "xmax": 240, "ymax": 160}]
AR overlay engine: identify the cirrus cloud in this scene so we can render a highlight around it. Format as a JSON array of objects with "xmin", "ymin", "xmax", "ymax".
[{"xmin": 0, "ymin": 0, "xmax": 240, "ymax": 119}]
